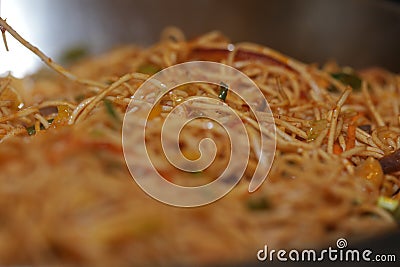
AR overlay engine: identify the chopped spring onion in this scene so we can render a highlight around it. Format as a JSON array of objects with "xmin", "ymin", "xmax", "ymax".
[
  {"xmin": 103, "ymin": 99, "xmax": 120, "ymax": 122},
  {"xmin": 377, "ymin": 196, "xmax": 399, "ymax": 212},
  {"xmin": 218, "ymin": 82, "xmax": 229, "ymax": 102},
  {"xmin": 246, "ymin": 196, "xmax": 270, "ymax": 211},
  {"xmin": 26, "ymin": 119, "xmax": 54, "ymax": 136},
  {"xmin": 60, "ymin": 46, "xmax": 88, "ymax": 64},
  {"xmin": 377, "ymin": 196, "xmax": 400, "ymax": 223},
  {"xmin": 307, "ymin": 119, "xmax": 328, "ymax": 141},
  {"xmin": 26, "ymin": 126, "xmax": 36, "ymax": 136},
  {"xmin": 331, "ymin": 72, "xmax": 362, "ymax": 91}
]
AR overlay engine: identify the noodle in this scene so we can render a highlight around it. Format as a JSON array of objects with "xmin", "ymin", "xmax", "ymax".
[{"xmin": 0, "ymin": 19, "xmax": 399, "ymax": 266}]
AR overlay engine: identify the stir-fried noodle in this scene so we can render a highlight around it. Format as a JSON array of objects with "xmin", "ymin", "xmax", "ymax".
[{"xmin": 0, "ymin": 18, "xmax": 399, "ymax": 266}]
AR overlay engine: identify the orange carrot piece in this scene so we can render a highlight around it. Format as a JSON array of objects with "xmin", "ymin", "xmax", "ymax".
[
  {"xmin": 350, "ymin": 112, "xmax": 364, "ymax": 124},
  {"xmin": 346, "ymin": 124, "xmax": 356, "ymax": 150},
  {"xmin": 333, "ymin": 143, "xmax": 343, "ymax": 155}
]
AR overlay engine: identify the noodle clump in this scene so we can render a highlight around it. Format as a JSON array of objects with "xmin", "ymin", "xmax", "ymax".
[{"xmin": 0, "ymin": 20, "xmax": 399, "ymax": 266}]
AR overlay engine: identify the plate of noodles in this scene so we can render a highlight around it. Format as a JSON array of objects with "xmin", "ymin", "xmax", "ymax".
[{"xmin": 0, "ymin": 1, "xmax": 400, "ymax": 266}]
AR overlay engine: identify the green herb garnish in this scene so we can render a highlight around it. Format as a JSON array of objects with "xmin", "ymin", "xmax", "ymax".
[
  {"xmin": 307, "ymin": 119, "xmax": 328, "ymax": 141},
  {"xmin": 26, "ymin": 126, "xmax": 36, "ymax": 136},
  {"xmin": 331, "ymin": 72, "xmax": 362, "ymax": 91},
  {"xmin": 218, "ymin": 82, "xmax": 229, "ymax": 102},
  {"xmin": 103, "ymin": 99, "xmax": 120, "ymax": 122},
  {"xmin": 26, "ymin": 119, "xmax": 54, "ymax": 136},
  {"xmin": 246, "ymin": 196, "xmax": 270, "ymax": 211},
  {"xmin": 61, "ymin": 46, "xmax": 88, "ymax": 64},
  {"xmin": 377, "ymin": 196, "xmax": 400, "ymax": 223},
  {"xmin": 378, "ymin": 196, "xmax": 399, "ymax": 212}
]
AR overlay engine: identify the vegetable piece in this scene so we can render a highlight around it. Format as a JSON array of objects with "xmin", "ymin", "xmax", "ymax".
[
  {"xmin": 307, "ymin": 119, "xmax": 328, "ymax": 141},
  {"xmin": 218, "ymin": 82, "xmax": 229, "ymax": 102},
  {"xmin": 26, "ymin": 126, "xmax": 36, "ymax": 136},
  {"xmin": 53, "ymin": 105, "xmax": 72, "ymax": 125},
  {"xmin": 358, "ymin": 124, "xmax": 372, "ymax": 134},
  {"xmin": 26, "ymin": 119, "xmax": 54, "ymax": 136},
  {"xmin": 346, "ymin": 124, "xmax": 356, "ymax": 150},
  {"xmin": 246, "ymin": 196, "xmax": 270, "ymax": 211},
  {"xmin": 137, "ymin": 64, "xmax": 161, "ymax": 75},
  {"xmin": 39, "ymin": 106, "xmax": 58, "ymax": 116},
  {"xmin": 103, "ymin": 99, "xmax": 120, "ymax": 122},
  {"xmin": 355, "ymin": 157, "xmax": 384, "ymax": 189},
  {"xmin": 327, "ymin": 85, "xmax": 339, "ymax": 93},
  {"xmin": 377, "ymin": 196, "xmax": 400, "ymax": 223},
  {"xmin": 333, "ymin": 143, "xmax": 343, "ymax": 155},
  {"xmin": 346, "ymin": 113, "xmax": 362, "ymax": 150},
  {"xmin": 331, "ymin": 72, "xmax": 362, "ymax": 91},
  {"xmin": 60, "ymin": 46, "xmax": 88, "ymax": 64},
  {"xmin": 378, "ymin": 149, "xmax": 400, "ymax": 174},
  {"xmin": 350, "ymin": 112, "xmax": 364, "ymax": 124},
  {"xmin": 377, "ymin": 196, "xmax": 399, "ymax": 212}
]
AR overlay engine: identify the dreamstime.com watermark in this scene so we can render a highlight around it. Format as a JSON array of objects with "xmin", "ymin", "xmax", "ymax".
[
  {"xmin": 122, "ymin": 61, "xmax": 276, "ymax": 207},
  {"xmin": 257, "ymin": 238, "xmax": 397, "ymax": 263}
]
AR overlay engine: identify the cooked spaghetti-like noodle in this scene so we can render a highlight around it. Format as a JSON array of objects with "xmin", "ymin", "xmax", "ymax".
[{"xmin": 0, "ymin": 18, "xmax": 399, "ymax": 266}]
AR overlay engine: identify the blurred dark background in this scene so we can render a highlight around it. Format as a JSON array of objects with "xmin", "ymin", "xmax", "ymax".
[{"xmin": 0, "ymin": 0, "xmax": 399, "ymax": 76}]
